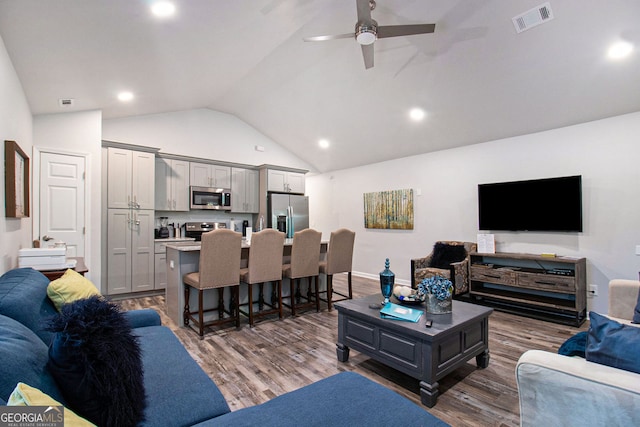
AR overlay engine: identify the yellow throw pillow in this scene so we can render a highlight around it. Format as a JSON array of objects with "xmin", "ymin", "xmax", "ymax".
[
  {"xmin": 8, "ymin": 382, "xmax": 96, "ymax": 427},
  {"xmin": 47, "ymin": 269, "xmax": 101, "ymax": 311}
]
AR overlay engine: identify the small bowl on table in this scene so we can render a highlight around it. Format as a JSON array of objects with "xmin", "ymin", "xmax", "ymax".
[{"xmin": 392, "ymin": 285, "xmax": 426, "ymax": 305}]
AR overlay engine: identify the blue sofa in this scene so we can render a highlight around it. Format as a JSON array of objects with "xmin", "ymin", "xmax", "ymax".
[{"xmin": 0, "ymin": 268, "xmax": 448, "ymax": 426}]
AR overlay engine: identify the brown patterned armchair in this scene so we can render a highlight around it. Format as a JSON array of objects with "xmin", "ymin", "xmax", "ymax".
[{"xmin": 410, "ymin": 241, "xmax": 477, "ymax": 296}]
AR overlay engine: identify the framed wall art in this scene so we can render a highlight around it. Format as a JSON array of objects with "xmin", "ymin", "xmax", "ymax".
[
  {"xmin": 5, "ymin": 140, "xmax": 30, "ymax": 218},
  {"xmin": 363, "ymin": 188, "xmax": 413, "ymax": 229}
]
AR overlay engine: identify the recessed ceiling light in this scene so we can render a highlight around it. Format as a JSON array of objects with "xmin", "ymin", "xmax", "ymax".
[
  {"xmin": 607, "ymin": 41, "xmax": 633, "ymax": 60},
  {"xmin": 117, "ymin": 91, "xmax": 134, "ymax": 102},
  {"xmin": 318, "ymin": 139, "xmax": 330, "ymax": 149},
  {"xmin": 151, "ymin": 1, "xmax": 176, "ymax": 18},
  {"xmin": 409, "ymin": 108, "xmax": 426, "ymax": 121}
]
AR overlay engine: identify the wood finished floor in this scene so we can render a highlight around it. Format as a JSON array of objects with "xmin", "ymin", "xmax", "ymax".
[{"xmin": 118, "ymin": 275, "xmax": 589, "ymax": 427}]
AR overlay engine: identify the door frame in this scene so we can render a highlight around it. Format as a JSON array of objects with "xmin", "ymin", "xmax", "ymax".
[{"xmin": 32, "ymin": 147, "xmax": 92, "ymax": 265}]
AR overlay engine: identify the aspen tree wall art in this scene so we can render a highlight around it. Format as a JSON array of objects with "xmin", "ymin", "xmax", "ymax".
[{"xmin": 363, "ymin": 188, "xmax": 414, "ymax": 229}]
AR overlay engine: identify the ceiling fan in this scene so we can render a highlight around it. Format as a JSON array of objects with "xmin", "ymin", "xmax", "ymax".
[{"xmin": 303, "ymin": 0, "xmax": 436, "ymax": 69}]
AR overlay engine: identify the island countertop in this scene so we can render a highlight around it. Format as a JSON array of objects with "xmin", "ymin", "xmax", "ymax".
[{"xmin": 165, "ymin": 238, "xmax": 313, "ymax": 252}]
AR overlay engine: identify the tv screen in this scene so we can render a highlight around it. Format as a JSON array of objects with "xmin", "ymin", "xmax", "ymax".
[{"xmin": 478, "ymin": 175, "xmax": 583, "ymax": 232}]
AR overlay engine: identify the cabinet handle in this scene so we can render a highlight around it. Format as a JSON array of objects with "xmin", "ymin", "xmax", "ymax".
[{"xmin": 535, "ymin": 281, "xmax": 556, "ymax": 286}]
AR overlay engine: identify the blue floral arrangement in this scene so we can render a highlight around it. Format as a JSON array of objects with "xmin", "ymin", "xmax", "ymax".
[{"xmin": 419, "ymin": 276, "xmax": 453, "ymax": 301}]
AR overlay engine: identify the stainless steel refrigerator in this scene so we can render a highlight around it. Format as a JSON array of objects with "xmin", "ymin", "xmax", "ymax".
[{"xmin": 267, "ymin": 193, "xmax": 309, "ymax": 236}]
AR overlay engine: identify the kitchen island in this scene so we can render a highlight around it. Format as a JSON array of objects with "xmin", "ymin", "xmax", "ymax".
[{"xmin": 165, "ymin": 239, "xmax": 328, "ymax": 326}]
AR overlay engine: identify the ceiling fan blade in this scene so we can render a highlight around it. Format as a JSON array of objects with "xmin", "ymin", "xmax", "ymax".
[
  {"xmin": 303, "ymin": 33, "xmax": 355, "ymax": 42},
  {"xmin": 377, "ymin": 23, "xmax": 436, "ymax": 39},
  {"xmin": 356, "ymin": 0, "xmax": 372, "ymax": 23},
  {"xmin": 361, "ymin": 43, "xmax": 374, "ymax": 69}
]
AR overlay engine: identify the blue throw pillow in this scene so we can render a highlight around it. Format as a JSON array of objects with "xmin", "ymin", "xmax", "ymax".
[
  {"xmin": 558, "ymin": 331, "xmax": 587, "ymax": 357},
  {"xmin": 586, "ymin": 312, "xmax": 640, "ymax": 374},
  {"xmin": 46, "ymin": 296, "xmax": 146, "ymax": 426},
  {"xmin": 633, "ymin": 290, "xmax": 640, "ymax": 324}
]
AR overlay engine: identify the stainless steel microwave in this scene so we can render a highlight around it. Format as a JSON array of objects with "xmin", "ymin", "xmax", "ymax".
[{"xmin": 190, "ymin": 186, "xmax": 232, "ymax": 210}]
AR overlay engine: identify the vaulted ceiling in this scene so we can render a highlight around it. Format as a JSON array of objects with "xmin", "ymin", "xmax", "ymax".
[{"xmin": 0, "ymin": 0, "xmax": 638, "ymax": 172}]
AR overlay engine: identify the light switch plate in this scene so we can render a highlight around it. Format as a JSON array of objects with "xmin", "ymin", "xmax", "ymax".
[{"xmin": 636, "ymin": 245, "xmax": 640, "ymax": 255}]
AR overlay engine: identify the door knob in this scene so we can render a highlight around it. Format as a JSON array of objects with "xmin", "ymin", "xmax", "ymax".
[{"xmin": 42, "ymin": 235, "xmax": 54, "ymax": 241}]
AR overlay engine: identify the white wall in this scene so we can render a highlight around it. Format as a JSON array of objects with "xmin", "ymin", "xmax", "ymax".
[
  {"xmin": 0, "ymin": 34, "xmax": 33, "ymax": 274},
  {"xmin": 306, "ymin": 112, "xmax": 640, "ymax": 313},
  {"xmin": 103, "ymin": 108, "xmax": 313, "ymax": 171},
  {"xmin": 32, "ymin": 111, "xmax": 103, "ymax": 288}
]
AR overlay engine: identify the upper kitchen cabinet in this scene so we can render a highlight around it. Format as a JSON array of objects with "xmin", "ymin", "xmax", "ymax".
[
  {"xmin": 267, "ymin": 169, "xmax": 305, "ymax": 194},
  {"xmin": 107, "ymin": 147, "xmax": 155, "ymax": 209},
  {"xmin": 231, "ymin": 167, "xmax": 259, "ymax": 213},
  {"xmin": 155, "ymin": 158, "xmax": 189, "ymax": 211},
  {"xmin": 190, "ymin": 162, "xmax": 231, "ymax": 188}
]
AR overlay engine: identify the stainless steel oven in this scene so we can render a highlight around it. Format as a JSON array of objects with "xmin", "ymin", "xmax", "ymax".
[
  {"xmin": 184, "ymin": 222, "xmax": 227, "ymax": 241},
  {"xmin": 190, "ymin": 186, "xmax": 231, "ymax": 210}
]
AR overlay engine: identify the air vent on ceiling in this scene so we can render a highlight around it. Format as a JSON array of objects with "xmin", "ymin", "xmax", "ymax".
[
  {"xmin": 512, "ymin": 2, "xmax": 554, "ymax": 34},
  {"xmin": 58, "ymin": 98, "xmax": 74, "ymax": 107}
]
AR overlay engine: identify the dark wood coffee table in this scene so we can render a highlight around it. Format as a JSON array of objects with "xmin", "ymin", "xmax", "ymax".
[{"xmin": 335, "ymin": 294, "xmax": 493, "ymax": 407}]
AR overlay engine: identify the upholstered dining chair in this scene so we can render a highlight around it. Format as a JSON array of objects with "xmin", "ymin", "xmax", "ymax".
[
  {"xmin": 282, "ymin": 228, "xmax": 322, "ymax": 316},
  {"xmin": 183, "ymin": 229, "xmax": 242, "ymax": 339},
  {"xmin": 239, "ymin": 228, "xmax": 286, "ymax": 327},
  {"xmin": 318, "ymin": 228, "xmax": 355, "ymax": 311},
  {"xmin": 410, "ymin": 240, "xmax": 477, "ymax": 296}
]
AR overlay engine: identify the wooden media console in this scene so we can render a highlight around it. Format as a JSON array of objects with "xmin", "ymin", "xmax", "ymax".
[{"xmin": 468, "ymin": 252, "xmax": 586, "ymax": 326}]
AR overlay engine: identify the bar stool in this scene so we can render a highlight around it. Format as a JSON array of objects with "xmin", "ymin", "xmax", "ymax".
[
  {"xmin": 239, "ymin": 229, "xmax": 285, "ymax": 327},
  {"xmin": 318, "ymin": 228, "xmax": 355, "ymax": 311},
  {"xmin": 282, "ymin": 228, "xmax": 322, "ymax": 316},
  {"xmin": 183, "ymin": 229, "xmax": 242, "ymax": 339}
]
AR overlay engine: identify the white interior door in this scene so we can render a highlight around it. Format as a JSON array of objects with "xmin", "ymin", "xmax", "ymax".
[{"xmin": 39, "ymin": 152, "xmax": 86, "ymax": 257}]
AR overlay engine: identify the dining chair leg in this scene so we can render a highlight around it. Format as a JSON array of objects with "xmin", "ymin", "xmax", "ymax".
[
  {"xmin": 314, "ymin": 275, "xmax": 320, "ymax": 312},
  {"xmin": 290, "ymin": 279, "xmax": 297, "ymax": 317},
  {"xmin": 230, "ymin": 286, "xmax": 236, "ymax": 317},
  {"xmin": 184, "ymin": 286, "xmax": 191, "ymax": 326},
  {"xmin": 198, "ymin": 289, "xmax": 204, "ymax": 340},
  {"xmin": 248, "ymin": 283, "xmax": 255, "ymax": 327},
  {"xmin": 327, "ymin": 274, "xmax": 334, "ymax": 311},
  {"xmin": 348, "ymin": 272, "xmax": 353, "ymax": 299},
  {"xmin": 234, "ymin": 286, "xmax": 240, "ymax": 328},
  {"xmin": 277, "ymin": 280, "xmax": 283, "ymax": 319}
]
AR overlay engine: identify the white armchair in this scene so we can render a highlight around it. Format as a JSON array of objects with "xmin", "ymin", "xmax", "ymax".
[{"xmin": 515, "ymin": 279, "xmax": 640, "ymax": 427}]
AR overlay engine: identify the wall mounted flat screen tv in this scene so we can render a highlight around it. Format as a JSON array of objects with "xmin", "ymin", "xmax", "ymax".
[{"xmin": 478, "ymin": 175, "xmax": 583, "ymax": 232}]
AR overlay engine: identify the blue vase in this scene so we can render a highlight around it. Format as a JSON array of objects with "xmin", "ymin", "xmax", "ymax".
[{"xmin": 379, "ymin": 258, "xmax": 395, "ymax": 305}]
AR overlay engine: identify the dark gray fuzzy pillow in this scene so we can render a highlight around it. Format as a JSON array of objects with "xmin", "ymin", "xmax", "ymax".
[{"xmin": 46, "ymin": 296, "xmax": 146, "ymax": 426}]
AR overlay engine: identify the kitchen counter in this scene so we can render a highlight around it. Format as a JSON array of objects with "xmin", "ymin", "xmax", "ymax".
[
  {"xmin": 154, "ymin": 237, "xmax": 196, "ymax": 243},
  {"xmin": 165, "ymin": 238, "xmax": 300, "ymax": 252}
]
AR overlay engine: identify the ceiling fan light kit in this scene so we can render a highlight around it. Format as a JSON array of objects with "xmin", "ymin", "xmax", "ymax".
[
  {"xmin": 356, "ymin": 21, "xmax": 377, "ymax": 45},
  {"xmin": 304, "ymin": 0, "xmax": 436, "ymax": 69}
]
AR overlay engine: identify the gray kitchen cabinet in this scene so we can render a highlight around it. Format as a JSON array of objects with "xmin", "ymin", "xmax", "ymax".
[
  {"xmin": 155, "ymin": 158, "xmax": 189, "ymax": 211},
  {"xmin": 231, "ymin": 167, "xmax": 259, "ymax": 213},
  {"xmin": 267, "ymin": 169, "xmax": 305, "ymax": 194},
  {"xmin": 106, "ymin": 208, "xmax": 155, "ymax": 294},
  {"xmin": 107, "ymin": 147, "xmax": 155, "ymax": 209},
  {"xmin": 190, "ymin": 162, "xmax": 231, "ymax": 188}
]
